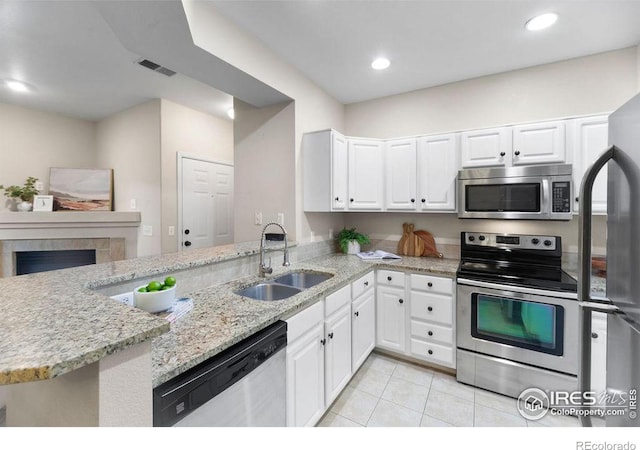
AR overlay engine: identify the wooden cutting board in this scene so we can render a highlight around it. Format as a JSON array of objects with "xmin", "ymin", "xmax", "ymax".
[
  {"xmin": 397, "ymin": 223, "xmax": 425, "ymax": 257},
  {"xmin": 415, "ymin": 230, "xmax": 443, "ymax": 258}
]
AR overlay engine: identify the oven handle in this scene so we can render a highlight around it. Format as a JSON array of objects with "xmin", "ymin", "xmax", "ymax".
[
  {"xmin": 456, "ymin": 277, "xmax": 578, "ymax": 300},
  {"xmin": 577, "ymin": 145, "xmax": 616, "ymax": 428}
]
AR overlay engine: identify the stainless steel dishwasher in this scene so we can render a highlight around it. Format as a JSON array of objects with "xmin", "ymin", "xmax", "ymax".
[{"xmin": 153, "ymin": 321, "xmax": 287, "ymax": 427}]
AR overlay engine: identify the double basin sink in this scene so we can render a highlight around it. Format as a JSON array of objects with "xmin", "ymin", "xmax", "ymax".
[{"xmin": 236, "ymin": 270, "xmax": 333, "ymax": 301}]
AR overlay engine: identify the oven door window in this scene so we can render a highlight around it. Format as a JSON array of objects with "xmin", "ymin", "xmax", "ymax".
[
  {"xmin": 465, "ymin": 183, "xmax": 540, "ymax": 212},
  {"xmin": 471, "ymin": 294, "xmax": 564, "ymax": 356}
]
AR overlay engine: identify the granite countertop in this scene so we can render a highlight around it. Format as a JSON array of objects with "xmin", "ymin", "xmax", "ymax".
[
  {"xmin": 151, "ymin": 254, "xmax": 459, "ymax": 387},
  {"xmin": 0, "ymin": 240, "xmax": 298, "ymax": 385}
]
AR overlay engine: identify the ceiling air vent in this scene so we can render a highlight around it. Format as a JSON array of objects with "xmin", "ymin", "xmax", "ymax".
[{"xmin": 136, "ymin": 58, "xmax": 176, "ymax": 77}]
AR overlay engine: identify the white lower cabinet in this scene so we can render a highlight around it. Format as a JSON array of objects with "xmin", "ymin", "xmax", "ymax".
[
  {"xmin": 324, "ymin": 301, "xmax": 352, "ymax": 406},
  {"xmin": 376, "ymin": 284, "xmax": 406, "ymax": 353},
  {"xmin": 286, "ymin": 302, "xmax": 325, "ymax": 427},
  {"xmin": 351, "ymin": 285, "xmax": 376, "ymax": 372}
]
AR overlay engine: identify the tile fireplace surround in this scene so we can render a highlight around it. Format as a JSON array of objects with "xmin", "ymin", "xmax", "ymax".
[{"xmin": 0, "ymin": 211, "xmax": 140, "ymax": 278}]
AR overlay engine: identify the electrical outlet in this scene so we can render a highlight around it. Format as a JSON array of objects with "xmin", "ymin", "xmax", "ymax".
[
  {"xmin": 255, "ymin": 212, "xmax": 262, "ymax": 226},
  {"xmin": 143, "ymin": 225, "xmax": 153, "ymax": 236},
  {"xmin": 277, "ymin": 213, "xmax": 284, "ymax": 226},
  {"xmin": 329, "ymin": 228, "xmax": 334, "ymax": 239},
  {"xmin": 130, "ymin": 198, "xmax": 137, "ymax": 210},
  {"xmin": 168, "ymin": 226, "xmax": 175, "ymax": 236},
  {"xmin": 111, "ymin": 292, "xmax": 134, "ymax": 307},
  {"xmin": 35, "ymin": 181, "xmax": 44, "ymax": 191}
]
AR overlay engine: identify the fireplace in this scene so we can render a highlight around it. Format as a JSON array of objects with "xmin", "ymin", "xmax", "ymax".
[{"xmin": 0, "ymin": 211, "xmax": 140, "ymax": 278}]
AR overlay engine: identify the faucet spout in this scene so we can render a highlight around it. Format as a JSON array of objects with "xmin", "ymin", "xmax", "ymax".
[{"xmin": 259, "ymin": 222, "xmax": 289, "ymax": 277}]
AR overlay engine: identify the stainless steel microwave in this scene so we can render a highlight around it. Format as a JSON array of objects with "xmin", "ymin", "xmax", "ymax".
[{"xmin": 458, "ymin": 164, "xmax": 573, "ymax": 220}]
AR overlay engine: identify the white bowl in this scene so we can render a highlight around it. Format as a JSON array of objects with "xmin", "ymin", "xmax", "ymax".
[{"xmin": 134, "ymin": 284, "xmax": 176, "ymax": 313}]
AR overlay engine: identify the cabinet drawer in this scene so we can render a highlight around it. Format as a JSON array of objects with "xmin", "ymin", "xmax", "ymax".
[
  {"xmin": 325, "ymin": 284, "xmax": 351, "ymax": 317},
  {"xmin": 287, "ymin": 301, "xmax": 324, "ymax": 343},
  {"xmin": 410, "ymin": 292, "xmax": 453, "ymax": 325},
  {"xmin": 410, "ymin": 320, "xmax": 454, "ymax": 346},
  {"xmin": 377, "ymin": 270, "xmax": 405, "ymax": 288},
  {"xmin": 410, "ymin": 274, "xmax": 453, "ymax": 295},
  {"xmin": 352, "ymin": 271, "xmax": 374, "ymax": 299},
  {"xmin": 410, "ymin": 339, "xmax": 454, "ymax": 368}
]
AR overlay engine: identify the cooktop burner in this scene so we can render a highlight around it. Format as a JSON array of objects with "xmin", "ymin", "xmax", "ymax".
[{"xmin": 457, "ymin": 232, "xmax": 577, "ymax": 293}]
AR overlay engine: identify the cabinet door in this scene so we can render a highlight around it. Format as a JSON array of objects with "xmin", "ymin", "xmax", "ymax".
[
  {"xmin": 460, "ymin": 127, "xmax": 511, "ymax": 168},
  {"xmin": 352, "ymin": 289, "xmax": 375, "ymax": 372},
  {"xmin": 324, "ymin": 304, "xmax": 352, "ymax": 406},
  {"xmin": 573, "ymin": 116, "xmax": 609, "ymax": 214},
  {"xmin": 348, "ymin": 138, "xmax": 384, "ymax": 210},
  {"xmin": 417, "ymin": 133, "xmax": 459, "ymax": 211},
  {"xmin": 512, "ymin": 120, "xmax": 566, "ymax": 165},
  {"xmin": 331, "ymin": 131, "xmax": 348, "ymax": 211},
  {"xmin": 385, "ymin": 138, "xmax": 417, "ymax": 210},
  {"xmin": 286, "ymin": 323, "xmax": 325, "ymax": 427},
  {"xmin": 376, "ymin": 285, "xmax": 406, "ymax": 352}
]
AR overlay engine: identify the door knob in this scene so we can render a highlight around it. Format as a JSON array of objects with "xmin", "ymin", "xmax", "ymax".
[
  {"xmin": 335, "ymin": 197, "xmax": 340, "ymax": 201},
  {"xmin": 591, "ymin": 332, "xmax": 599, "ymax": 339},
  {"xmin": 428, "ymin": 349, "xmax": 433, "ymax": 355},
  {"xmin": 184, "ymin": 241, "xmax": 192, "ymax": 247},
  {"xmin": 428, "ymin": 331, "xmax": 433, "ymax": 336},
  {"xmin": 320, "ymin": 338, "xmax": 326, "ymax": 346},
  {"xmin": 387, "ymin": 276, "xmax": 392, "ymax": 281},
  {"xmin": 398, "ymin": 298, "xmax": 404, "ymax": 304},
  {"xmin": 364, "ymin": 281, "xmax": 369, "ymax": 286},
  {"xmin": 184, "ymin": 229, "xmax": 190, "ymax": 235},
  {"xmin": 354, "ymin": 311, "xmax": 359, "ymax": 317},
  {"xmin": 427, "ymin": 282, "xmax": 433, "ymax": 287},
  {"xmin": 514, "ymin": 150, "xmax": 521, "ymax": 156},
  {"xmin": 500, "ymin": 152, "xmax": 506, "ymax": 157},
  {"xmin": 410, "ymin": 198, "xmax": 415, "ymax": 203},
  {"xmin": 328, "ymin": 332, "xmax": 334, "ymax": 339},
  {"xmin": 421, "ymin": 198, "xmax": 426, "ymax": 203},
  {"xmin": 427, "ymin": 306, "xmax": 433, "ymax": 312},
  {"xmin": 350, "ymin": 198, "xmax": 354, "ymax": 202}
]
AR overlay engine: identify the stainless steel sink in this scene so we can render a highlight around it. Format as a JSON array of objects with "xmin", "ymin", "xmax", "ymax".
[
  {"xmin": 236, "ymin": 283, "xmax": 302, "ymax": 301},
  {"xmin": 272, "ymin": 271, "xmax": 333, "ymax": 289}
]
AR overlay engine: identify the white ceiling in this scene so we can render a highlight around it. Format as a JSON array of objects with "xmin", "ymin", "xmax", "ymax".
[
  {"xmin": 211, "ymin": 0, "xmax": 640, "ymax": 104},
  {"xmin": 2, "ymin": 1, "xmax": 639, "ymax": 121}
]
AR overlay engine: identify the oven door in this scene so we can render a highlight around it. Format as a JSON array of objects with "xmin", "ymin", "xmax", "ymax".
[
  {"xmin": 458, "ymin": 176, "xmax": 548, "ymax": 220},
  {"xmin": 456, "ymin": 279, "xmax": 578, "ymax": 375}
]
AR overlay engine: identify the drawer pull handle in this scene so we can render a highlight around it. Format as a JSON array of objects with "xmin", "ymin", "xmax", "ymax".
[
  {"xmin": 428, "ymin": 331, "xmax": 433, "ymax": 336},
  {"xmin": 387, "ymin": 276, "xmax": 392, "ymax": 281},
  {"xmin": 428, "ymin": 349, "xmax": 433, "ymax": 355},
  {"xmin": 398, "ymin": 298, "xmax": 404, "ymax": 304},
  {"xmin": 427, "ymin": 306, "xmax": 433, "ymax": 312},
  {"xmin": 354, "ymin": 311, "xmax": 359, "ymax": 317},
  {"xmin": 427, "ymin": 282, "xmax": 433, "ymax": 287}
]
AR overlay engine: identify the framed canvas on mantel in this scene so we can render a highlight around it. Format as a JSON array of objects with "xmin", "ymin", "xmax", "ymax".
[{"xmin": 49, "ymin": 168, "xmax": 114, "ymax": 211}]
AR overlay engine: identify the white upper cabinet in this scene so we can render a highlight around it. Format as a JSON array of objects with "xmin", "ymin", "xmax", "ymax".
[
  {"xmin": 348, "ymin": 138, "xmax": 384, "ymax": 210},
  {"xmin": 417, "ymin": 133, "xmax": 459, "ymax": 211},
  {"xmin": 511, "ymin": 120, "xmax": 566, "ymax": 166},
  {"xmin": 303, "ymin": 129, "xmax": 348, "ymax": 212},
  {"xmin": 460, "ymin": 127, "xmax": 512, "ymax": 168},
  {"xmin": 385, "ymin": 138, "xmax": 418, "ymax": 210},
  {"xmin": 572, "ymin": 115, "xmax": 609, "ymax": 214}
]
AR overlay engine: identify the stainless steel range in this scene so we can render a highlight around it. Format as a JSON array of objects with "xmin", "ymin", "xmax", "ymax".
[{"xmin": 456, "ymin": 232, "xmax": 579, "ymax": 398}]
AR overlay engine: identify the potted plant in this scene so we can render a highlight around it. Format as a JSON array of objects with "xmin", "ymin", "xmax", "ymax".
[
  {"xmin": 0, "ymin": 176, "xmax": 40, "ymax": 211},
  {"xmin": 336, "ymin": 227, "xmax": 370, "ymax": 254}
]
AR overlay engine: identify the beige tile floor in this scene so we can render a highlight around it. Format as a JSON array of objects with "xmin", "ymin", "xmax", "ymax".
[{"xmin": 318, "ymin": 352, "xmax": 582, "ymax": 427}]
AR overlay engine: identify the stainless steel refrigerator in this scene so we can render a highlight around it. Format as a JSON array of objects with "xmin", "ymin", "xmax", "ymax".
[{"xmin": 579, "ymin": 93, "xmax": 640, "ymax": 427}]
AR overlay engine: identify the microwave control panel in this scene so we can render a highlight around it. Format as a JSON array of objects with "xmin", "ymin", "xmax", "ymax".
[{"xmin": 552, "ymin": 181, "xmax": 571, "ymax": 213}]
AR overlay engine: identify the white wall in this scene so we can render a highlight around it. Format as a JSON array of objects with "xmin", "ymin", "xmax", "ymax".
[
  {"xmin": 96, "ymin": 100, "xmax": 162, "ymax": 257},
  {"xmin": 0, "ymin": 102, "xmax": 96, "ymax": 210},
  {"xmin": 182, "ymin": 0, "xmax": 345, "ymax": 244},
  {"xmin": 343, "ymin": 48, "xmax": 639, "ymax": 253},
  {"xmin": 233, "ymin": 100, "xmax": 295, "ymax": 242},
  {"xmin": 160, "ymin": 99, "xmax": 234, "ymax": 253}
]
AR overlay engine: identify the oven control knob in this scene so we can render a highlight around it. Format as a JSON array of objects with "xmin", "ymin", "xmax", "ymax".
[
  {"xmin": 478, "ymin": 235, "xmax": 485, "ymax": 241},
  {"xmin": 468, "ymin": 236, "xmax": 475, "ymax": 242},
  {"xmin": 544, "ymin": 240, "xmax": 552, "ymax": 247},
  {"xmin": 532, "ymin": 238, "xmax": 540, "ymax": 245}
]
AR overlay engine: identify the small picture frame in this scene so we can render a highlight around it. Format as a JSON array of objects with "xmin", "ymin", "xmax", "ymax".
[{"xmin": 33, "ymin": 195, "xmax": 54, "ymax": 212}]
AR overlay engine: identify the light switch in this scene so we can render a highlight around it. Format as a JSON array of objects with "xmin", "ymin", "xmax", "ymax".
[
  {"xmin": 255, "ymin": 212, "xmax": 262, "ymax": 226},
  {"xmin": 168, "ymin": 226, "xmax": 175, "ymax": 236}
]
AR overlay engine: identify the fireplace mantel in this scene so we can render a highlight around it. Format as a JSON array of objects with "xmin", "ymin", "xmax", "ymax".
[{"xmin": 0, "ymin": 211, "xmax": 141, "ymax": 229}]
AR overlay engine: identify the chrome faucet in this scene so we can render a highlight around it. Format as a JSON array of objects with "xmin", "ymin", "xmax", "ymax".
[{"xmin": 259, "ymin": 222, "xmax": 290, "ymax": 277}]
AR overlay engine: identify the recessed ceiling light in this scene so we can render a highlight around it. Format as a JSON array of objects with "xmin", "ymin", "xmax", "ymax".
[
  {"xmin": 5, "ymin": 80, "xmax": 30, "ymax": 93},
  {"xmin": 227, "ymin": 108, "xmax": 235, "ymax": 120},
  {"xmin": 371, "ymin": 57, "xmax": 391, "ymax": 70},
  {"xmin": 525, "ymin": 13, "xmax": 558, "ymax": 31}
]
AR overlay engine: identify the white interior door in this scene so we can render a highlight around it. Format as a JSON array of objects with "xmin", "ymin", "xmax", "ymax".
[{"xmin": 180, "ymin": 156, "xmax": 234, "ymax": 249}]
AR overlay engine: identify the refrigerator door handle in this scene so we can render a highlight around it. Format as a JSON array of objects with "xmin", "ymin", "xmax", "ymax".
[{"xmin": 577, "ymin": 145, "xmax": 616, "ymax": 427}]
